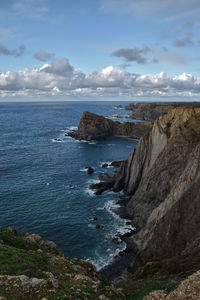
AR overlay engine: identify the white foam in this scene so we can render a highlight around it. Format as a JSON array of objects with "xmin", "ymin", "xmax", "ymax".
[
  {"xmin": 101, "ymin": 199, "xmax": 136, "ymax": 240},
  {"xmin": 88, "ymin": 141, "xmax": 97, "ymax": 145},
  {"xmin": 85, "ymin": 187, "xmax": 96, "ymax": 197},
  {"xmin": 66, "ymin": 126, "xmax": 78, "ymax": 131},
  {"xmin": 87, "ymin": 243, "xmax": 127, "ymax": 271},
  {"xmin": 99, "ymin": 161, "xmax": 113, "ymax": 168},
  {"xmin": 80, "ymin": 168, "xmax": 88, "ymax": 172},
  {"xmin": 51, "ymin": 139, "xmax": 63, "ymax": 143},
  {"xmin": 88, "ymin": 223, "xmax": 95, "ymax": 229}
]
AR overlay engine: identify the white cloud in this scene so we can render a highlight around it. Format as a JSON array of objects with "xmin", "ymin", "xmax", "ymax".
[{"xmin": 0, "ymin": 58, "xmax": 200, "ymax": 99}]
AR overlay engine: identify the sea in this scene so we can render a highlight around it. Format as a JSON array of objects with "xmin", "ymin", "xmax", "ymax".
[{"xmin": 0, "ymin": 101, "xmax": 138, "ymax": 270}]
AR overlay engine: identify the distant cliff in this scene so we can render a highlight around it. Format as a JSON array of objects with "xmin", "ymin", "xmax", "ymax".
[
  {"xmin": 113, "ymin": 107, "xmax": 200, "ymax": 275},
  {"xmin": 67, "ymin": 111, "xmax": 152, "ymax": 140},
  {"xmin": 126, "ymin": 102, "xmax": 200, "ymax": 121},
  {"xmin": 130, "ymin": 103, "xmax": 174, "ymax": 121}
]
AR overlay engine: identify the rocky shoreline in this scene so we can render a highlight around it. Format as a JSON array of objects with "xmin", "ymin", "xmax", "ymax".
[{"xmin": 2, "ymin": 103, "xmax": 200, "ymax": 299}]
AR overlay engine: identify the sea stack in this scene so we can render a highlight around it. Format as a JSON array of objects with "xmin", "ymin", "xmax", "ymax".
[{"xmin": 67, "ymin": 111, "xmax": 152, "ymax": 140}]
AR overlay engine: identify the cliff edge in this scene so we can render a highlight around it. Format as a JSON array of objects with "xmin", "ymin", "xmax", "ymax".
[{"xmin": 113, "ymin": 107, "xmax": 200, "ymax": 272}]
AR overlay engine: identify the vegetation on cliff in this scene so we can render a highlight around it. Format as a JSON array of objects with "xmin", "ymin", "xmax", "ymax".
[{"xmin": 0, "ymin": 227, "xmax": 124, "ymax": 300}]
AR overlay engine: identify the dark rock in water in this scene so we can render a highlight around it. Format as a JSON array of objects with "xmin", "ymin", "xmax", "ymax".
[
  {"xmin": 67, "ymin": 184, "xmax": 73, "ymax": 188},
  {"xmin": 68, "ymin": 111, "xmax": 152, "ymax": 141},
  {"xmin": 95, "ymin": 224, "xmax": 103, "ymax": 229},
  {"xmin": 89, "ymin": 174, "xmax": 114, "ymax": 195},
  {"xmin": 85, "ymin": 166, "xmax": 94, "ymax": 174},
  {"xmin": 98, "ymin": 173, "xmax": 113, "ymax": 182},
  {"xmin": 54, "ymin": 138, "xmax": 62, "ymax": 142},
  {"xmin": 110, "ymin": 161, "xmax": 123, "ymax": 168},
  {"xmin": 112, "ymin": 237, "xmax": 122, "ymax": 244},
  {"xmin": 93, "ymin": 217, "xmax": 98, "ymax": 221},
  {"xmin": 102, "ymin": 163, "xmax": 108, "ymax": 168}
]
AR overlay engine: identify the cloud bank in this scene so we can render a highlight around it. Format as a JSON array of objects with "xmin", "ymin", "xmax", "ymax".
[{"xmin": 0, "ymin": 58, "xmax": 200, "ymax": 99}]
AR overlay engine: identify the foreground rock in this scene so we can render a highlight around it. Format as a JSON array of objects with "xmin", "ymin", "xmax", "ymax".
[
  {"xmin": 67, "ymin": 111, "xmax": 152, "ymax": 141},
  {"xmin": 143, "ymin": 270, "xmax": 200, "ymax": 299},
  {"xmin": 0, "ymin": 228, "xmax": 123, "ymax": 300},
  {"xmin": 113, "ymin": 107, "xmax": 200, "ymax": 276}
]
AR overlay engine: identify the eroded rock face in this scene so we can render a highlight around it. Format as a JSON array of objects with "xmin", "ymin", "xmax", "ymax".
[
  {"xmin": 113, "ymin": 107, "xmax": 200, "ymax": 269},
  {"xmin": 67, "ymin": 111, "xmax": 152, "ymax": 141}
]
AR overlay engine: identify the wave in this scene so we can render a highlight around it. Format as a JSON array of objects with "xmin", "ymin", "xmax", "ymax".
[
  {"xmin": 87, "ymin": 243, "xmax": 127, "ymax": 271},
  {"xmin": 51, "ymin": 138, "xmax": 63, "ymax": 143},
  {"xmin": 99, "ymin": 161, "xmax": 113, "ymax": 168}
]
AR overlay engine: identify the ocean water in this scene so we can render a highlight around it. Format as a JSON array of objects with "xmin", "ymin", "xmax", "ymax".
[{"xmin": 0, "ymin": 101, "xmax": 138, "ymax": 270}]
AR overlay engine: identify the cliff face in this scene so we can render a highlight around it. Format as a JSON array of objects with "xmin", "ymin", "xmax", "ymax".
[
  {"xmin": 68, "ymin": 111, "xmax": 152, "ymax": 140},
  {"xmin": 113, "ymin": 107, "xmax": 200, "ymax": 268}
]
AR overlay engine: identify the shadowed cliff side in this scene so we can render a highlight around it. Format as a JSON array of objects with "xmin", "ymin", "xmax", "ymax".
[
  {"xmin": 113, "ymin": 107, "xmax": 200, "ymax": 273},
  {"xmin": 67, "ymin": 111, "xmax": 152, "ymax": 140}
]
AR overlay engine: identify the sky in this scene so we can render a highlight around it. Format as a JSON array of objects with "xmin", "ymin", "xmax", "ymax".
[{"xmin": 0, "ymin": 0, "xmax": 200, "ymax": 101}]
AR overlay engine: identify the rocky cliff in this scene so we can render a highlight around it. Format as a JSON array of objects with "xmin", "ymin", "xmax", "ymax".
[
  {"xmin": 113, "ymin": 107, "xmax": 200, "ymax": 272},
  {"xmin": 130, "ymin": 103, "xmax": 174, "ymax": 121},
  {"xmin": 67, "ymin": 111, "xmax": 152, "ymax": 140},
  {"xmin": 127, "ymin": 102, "xmax": 200, "ymax": 121}
]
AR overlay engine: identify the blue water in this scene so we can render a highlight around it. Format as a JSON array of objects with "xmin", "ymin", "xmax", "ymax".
[{"xmin": 0, "ymin": 101, "xmax": 137, "ymax": 269}]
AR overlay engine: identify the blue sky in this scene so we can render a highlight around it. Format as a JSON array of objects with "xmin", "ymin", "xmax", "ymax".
[{"xmin": 0, "ymin": 0, "xmax": 200, "ymax": 100}]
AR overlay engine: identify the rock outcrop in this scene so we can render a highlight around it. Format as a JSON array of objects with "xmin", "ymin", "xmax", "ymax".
[
  {"xmin": 143, "ymin": 270, "xmax": 200, "ymax": 300},
  {"xmin": 113, "ymin": 107, "xmax": 200, "ymax": 271},
  {"xmin": 67, "ymin": 111, "xmax": 152, "ymax": 140},
  {"xmin": 0, "ymin": 227, "xmax": 123, "ymax": 300}
]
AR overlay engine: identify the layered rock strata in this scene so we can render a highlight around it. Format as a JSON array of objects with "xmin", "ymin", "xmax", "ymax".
[
  {"xmin": 113, "ymin": 107, "xmax": 200, "ymax": 270},
  {"xmin": 67, "ymin": 111, "xmax": 152, "ymax": 140}
]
